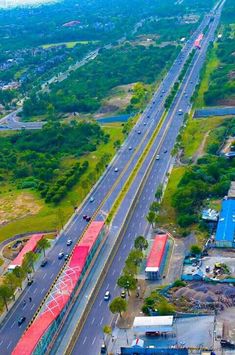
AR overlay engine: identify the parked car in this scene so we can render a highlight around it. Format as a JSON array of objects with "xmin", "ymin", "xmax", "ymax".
[
  {"xmin": 100, "ymin": 343, "xmax": 107, "ymax": 353},
  {"xmin": 104, "ymin": 291, "xmax": 111, "ymax": 301},
  {"xmin": 27, "ymin": 279, "xmax": 33, "ymax": 286},
  {"xmin": 121, "ymin": 290, "xmax": 126, "ymax": 298},
  {"xmin": 18, "ymin": 316, "xmax": 26, "ymax": 326}
]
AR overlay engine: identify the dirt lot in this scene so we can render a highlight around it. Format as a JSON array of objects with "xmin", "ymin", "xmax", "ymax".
[{"xmin": 0, "ymin": 192, "xmax": 42, "ymax": 226}]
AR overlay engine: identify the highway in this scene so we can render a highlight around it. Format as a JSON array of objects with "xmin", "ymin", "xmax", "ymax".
[
  {"xmin": 0, "ymin": 3, "xmax": 222, "ymax": 354},
  {"xmin": 65, "ymin": 2, "xmax": 224, "ymax": 355}
]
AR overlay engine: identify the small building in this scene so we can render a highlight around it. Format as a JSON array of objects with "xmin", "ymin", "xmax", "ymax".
[
  {"xmin": 202, "ymin": 208, "xmax": 218, "ymax": 222},
  {"xmin": 145, "ymin": 234, "xmax": 168, "ymax": 280},
  {"xmin": 215, "ymin": 199, "xmax": 235, "ymax": 248},
  {"xmin": 133, "ymin": 316, "xmax": 174, "ymax": 333}
]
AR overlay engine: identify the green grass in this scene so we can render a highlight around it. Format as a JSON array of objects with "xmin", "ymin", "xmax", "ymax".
[
  {"xmin": 181, "ymin": 116, "xmax": 225, "ymax": 159},
  {"xmin": 41, "ymin": 41, "xmax": 99, "ymax": 49},
  {"xmin": 195, "ymin": 44, "xmax": 219, "ymax": 108},
  {"xmin": 158, "ymin": 167, "xmax": 186, "ymax": 225},
  {"xmin": 0, "ymin": 124, "xmax": 124, "ymax": 242}
]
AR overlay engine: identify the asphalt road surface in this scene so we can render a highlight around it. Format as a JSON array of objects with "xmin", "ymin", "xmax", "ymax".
[{"xmin": 0, "ymin": 2, "xmax": 223, "ymax": 353}]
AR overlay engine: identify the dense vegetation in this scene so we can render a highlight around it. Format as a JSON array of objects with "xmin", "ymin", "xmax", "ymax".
[
  {"xmin": 0, "ymin": 121, "xmax": 109, "ymax": 203},
  {"xmin": 204, "ymin": 0, "xmax": 235, "ymax": 106},
  {"xmin": 172, "ymin": 118, "xmax": 235, "ymax": 228},
  {"xmin": 23, "ymin": 43, "xmax": 179, "ymax": 117}
]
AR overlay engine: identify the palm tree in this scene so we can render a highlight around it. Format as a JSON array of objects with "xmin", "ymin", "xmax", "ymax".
[
  {"xmin": 0, "ymin": 285, "xmax": 13, "ymax": 311},
  {"xmin": 37, "ymin": 238, "xmax": 51, "ymax": 257}
]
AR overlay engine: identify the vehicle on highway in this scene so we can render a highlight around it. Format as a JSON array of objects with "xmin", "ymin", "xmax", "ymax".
[
  {"xmin": 104, "ymin": 291, "xmax": 111, "ymax": 301},
  {"xmin": 114, "ymin": 167, "xmax": 119, "ymax": 172},
  {"xmin": 83, "ymin": 214, "xmax": 87, "ymax": 220},
  {"xmin": 156, "ymin": 155, "xmax": 160, "ymax": 160},
  {"xmin": 137, "ymin": 130, "xmax": 141, "ymax": 134},
  {"xmin": 27, "ymin": 279, "xmax": 33, "ymax": 286},
  {"xmin": 86, "ymin": 216, "xmax": 91, "ymax": 222},
  {"xmin": 220, "ymin": 339, "xmax": 235, "ymax": 349},
  {"xmin": 66, "ymin": 239, "xmax": 72, "ymax": 246},
  {"xmin": 100, "ymin": 343, "xmax": 107, "ymax": 353},
  {"xmin": 90, "ymin": 196, "xmax": 94, "ymax": 203},
  {"xmin": 143, "ymin": 122, "xmax": 147, "ymax": 126},
  {"xmin": 40, "ymin": 259, "xmax": 48, "ymax": 267},
  {"xmin": 18, "ymin": 316, "xmax": 26, "ymax": 326},
  {"xmin": 64, "ymin": 254, "xmax": 69, "ymax": 261},
  {"xmin": 121, "ymin": 290, "xmax": 126, "ymax": 298},
  {"xmin": 178, "ymin": 109, "xmax": 183, "ymax": 115},
  {"xmin": 164, "ymin": 149, "xmax": 168, "ymax": 153},
  {"xmin": 128, "ymin": 146, "xmax": 132, "ymax": 150},
  {"xmin": 58, "ymin": 252, "xmax": 64, "ymax": 259}
]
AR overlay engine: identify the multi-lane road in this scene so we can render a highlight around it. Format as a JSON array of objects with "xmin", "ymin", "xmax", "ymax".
[{"xmin": 0, "ymin": 1, "xmax": 224, "ymax": 354}]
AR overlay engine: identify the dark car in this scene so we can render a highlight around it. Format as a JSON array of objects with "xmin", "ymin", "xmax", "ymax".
[
  {"xmin": 100, "ymin": 343, "xmax": 107, "ymax": 354},
  {"xmin": 86, "ymin": 216, "xmax": 91, "ymax": 222},
  {"xmin": 27, "ymin": 279, "xmax": 33, "ymax": 286},
  {"xmin": 164, "ymin": 149, "xmax": 168, "ymax": 153},
  {"xmin": 58, "ymin": 252, "xmax": 64, "ymax": 259},
  {"xmin": 18, "ymin": 316, "xmax": 26, "ymax": 326},
  {"xmin": 83, "ymin": 215, "xmax": 87, "ymax": 220},
  {"xmin": 64, "ymin": 254, "xmax": 69, "ymax": 261},
  {"xmin": 220, "ymin": 339, "xmax": 235, "ymax": 349},
  {"xmin": 40, "ymin": 259, "xmax": 48, "ymax": 267}
]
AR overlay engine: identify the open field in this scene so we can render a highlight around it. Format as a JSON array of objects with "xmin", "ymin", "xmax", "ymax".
[
  {"xmin": 181, "ymin": 115, "xmax": 226, "ymax": 159},
  {"xmin": 158, "ymin": 166, "xmax": 186, "ymax": 226},
  {"xmin": 0, "ymin": 124, "xmax": 124, "ymax": 242},
  {"xmin": 41, "ymin": 41, "xmax": 99, "ymax": 49},
  {"xmin": 195, "ymin": 44, "xmax": 219, "ymax": 108}
]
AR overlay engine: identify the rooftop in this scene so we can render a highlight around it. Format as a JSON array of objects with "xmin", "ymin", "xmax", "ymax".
[
  {"xmin": 215, "ymin": 199, "xmax": 235, "ymax": 243},
  {"xmin": 145, "ymin": 234, "xmax": 168, "ymax": 271}
]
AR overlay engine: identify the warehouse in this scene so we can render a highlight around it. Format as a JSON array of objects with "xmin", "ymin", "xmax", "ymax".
[
  {"xmin": 145, "ymin": 234, "xmax": 168, "ymax": 280},
  {"xmin": 215, "ymin": 199, "xmax": 235, "ymax": 248},
  {"xmin": 133, "ymin": 316, "xmax": 174, "ymax": 333}
]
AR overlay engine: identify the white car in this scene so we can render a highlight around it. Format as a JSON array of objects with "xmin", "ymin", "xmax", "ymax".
[
  {"xmin": 114, "ymin": 168, "xmax": 119, "ymax": 172},
  {"xmin": 178, "ymin": 109, "xmax": 183, "ymax": 115},
  {"xmin": 90, "ymin": 196, "xmax": 94, "ymax": 203},
  {"xmin": 66, "ymin": 239, "xmax": 72, "ymax": 246},
  {"xmin": 156, "ymin": 155, "xmax": 160, "ymax": 160},
  {"xmin": 104, "ymin": 291, "xmax": 111, "ymax": 301}
]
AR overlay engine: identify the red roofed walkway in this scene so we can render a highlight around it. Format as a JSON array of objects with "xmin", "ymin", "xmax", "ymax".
[{"xmin": 145, "ymin": 234, "xmax": 168, "ymax": 280}]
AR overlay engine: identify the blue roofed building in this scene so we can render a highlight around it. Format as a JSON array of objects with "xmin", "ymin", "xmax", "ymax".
[{"xmin": 215, "ymin": 199, "xmax": 235, "ymax": 248}]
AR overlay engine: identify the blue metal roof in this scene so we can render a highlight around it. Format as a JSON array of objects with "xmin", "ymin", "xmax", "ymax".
[{"xmin": 215, "ymin": 199, "xmax": 235, "ymax": 243}]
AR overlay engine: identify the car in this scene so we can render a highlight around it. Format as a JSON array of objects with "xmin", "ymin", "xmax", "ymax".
[
  {"xmin": 121, "ymin": 290, "xmax": 126, "ymax": 298},
  {"xmin": 128, "ymin": 146, "xmax": 132, "ymax": 150},
  {"xmin": 162, "ymin": 89, "xmax": 165, "ymax": 93},
  {"xmin": 83, "ymin": 214, "xmax": 87, "ymax": 220},
  {"xmin": 147, "ymin": 115, "xmax": 150, "ymax": 118},
  {"xmin": 58, "ymin": 252, "xmax": 64, "ymax": 259},
  {"xmin": 90, "ymin": 196, "xmax": 94, "ymax": 203},
  {"xmin": 156, "ymin": 154, "xmax": 160, "ymax": 160},
  {"xmin": 18, "ymin": 316, "xmax": 26, "ymax": 326},
  {"xmin": 64, "ymin": 254, "xmax": 69, "ymax": 261},
  {"xmin": 114, "ymin": 167, "xmax": 119, "ymax": 172},
  {"xmin": 86, "ymin": 216, "xmax": 91, "ymax": 222},
  {"xmin": 100, "ymin": 343, "xmax": 107, "ymax": 353},
  {"xmin": 137, "ymin": 130, "xmax": 141, "ymax": 134},
  {"xmin": 143, "ymin": 122, "xmax": 147, "ymax": 126},
  {"xmin": 164, "ymin": 149, "xmax": 168, "ymax": 153},
  {"xmin": 220, "ymin": 339, "xmax": 235, "ymax": 349},
  {"xmin": 40, "ymin": 259, "xmax": 48, "ymax": 267},
  {"xmin": 27, "ymin": 279, "xmax": 33, "ymax": 286},
  {"xmin": 104, "ymin": 291, "xmax": 111, "ymax": 301},
  {"xmin": 178, "ymin": 109, "xmax": 183, "ymax": 115},
  {"xmin": 66, "ymin": 239, "xmax": 72, "ymax": 246}
]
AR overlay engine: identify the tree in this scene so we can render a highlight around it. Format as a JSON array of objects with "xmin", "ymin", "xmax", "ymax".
[
  {"xmin": 124, "ymin": 259, "xmax": 138, "ymax": 276},
  {"xmin": 0, "ymin": 285, "xmax": 13, "ymax": 311},
  {"xmin": 117, "ymin": 274, "xmax": 137, "ymax": 295},
  {"xmin": 149, "ymin": 201, "xmax": 160, "ymax": 213},
  {"xmin": 12, "ymin": 266, "xmax": 25, "ymax": 289},
  {"xmin": 127, "ymin": 249, "xmax": 143, "ymax": 266},
  {"xmin": 134, "ymin": 236, "xmax": 148, "ymax": 251},
  {"xmin": 37, "ymin": 238, "xmax": 50, "ymax": 257},
  {"xmin": 109, "ymin": 297, "xmax": 127, "ymax": 317},
  {"xmin": 146, "ymin": 211, "xmax": 156, "ymax": 228},
  {"xmin": 4, "ymin": 273, "xmax": 20, "ymax": 300},
  {"xmin": 158, "ymin": 300, "xmax": 175, "ymax": 316},
  {"xmin": 23, "ymin": 251, "xmax": 37, "ymax": 273},
  {"xmin": 190, "ymin": 245, "xmax": 202, "ymax": 255}
]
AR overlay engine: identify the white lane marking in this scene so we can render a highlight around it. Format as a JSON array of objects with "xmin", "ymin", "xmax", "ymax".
[
  {"xmin": 92, "ymin": 336, "xmax": 96, "ymax": 345},
  {"xmin": 112, "ymin": 269, "xmax": 116, "ymax": 276},
  {"xmin": 118, "ymin": 256, "xmax": 121, "ymax": 262},
  {"xmin": 0, "ymin": 340, "xmax": 3, "ymax": 346},
  {"xmin": 33, "ymin": 287, "xmax": 38, "ymax": 294},
  {"xmin": 83, "ymin": 336, "xmax": 87, "ymax": 345},
  {"xmin": 10, "ymin": 321, "xmax": 16, "ymax": 329},
  {"xmin": 114, "ymin": 284, "xmax": 117, "ymax": 291},
  {"xmin": 99, "ymin": 300, "xmax": 102, "ymax": 307},
  {"xmin": 42, "ymin": 272, "xmax": 47, "ymax": 280},
  {"xmin": 91, "ymin": 317, "xmax": 95, "ymax": 325},
  {"xmin": 123, "ymin": 243, "xmax": 126, "ymax": 250},
  {"xmin": 50, "ymin": 273, "xmax": 54, "ymax": 279},
  {"xmin": 52, "ymin": 260, "xmax": 55, "ymax": 265},
  {"xmin": 41, "ymin": 288, "xmax": 45, "ymax": 295},
  {"xmin": 7, "ymin": 341, "xmax": 12, "ymax": 349},
  {"xmin": 100, "ymin": 317, "xmax": 104, "ymax": 325},
  {"xmin": 31, "ymin": 303, "xmax": 35, "ymax": 311},
  {"xmin": 106, "ymin": 283, "xmax": 109, "ymax": 289}
]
